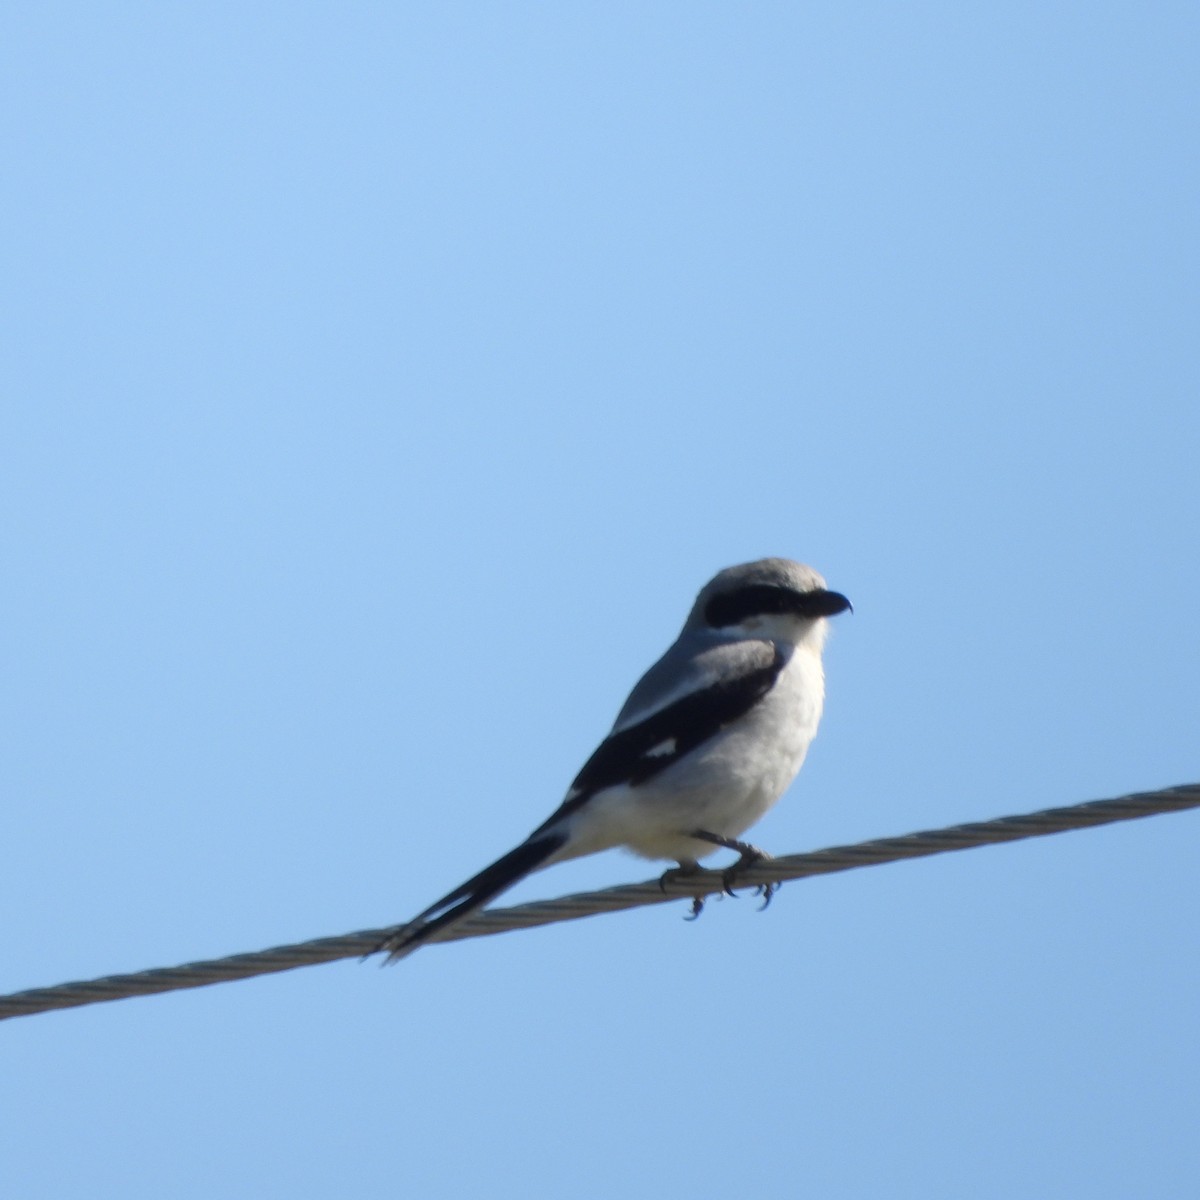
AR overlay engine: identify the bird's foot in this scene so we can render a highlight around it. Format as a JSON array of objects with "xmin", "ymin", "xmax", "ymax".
[
  {"xmin": 659, "ymin": 864, "xmax": 707, "ymax": 921},
  {"xmin": 719, "ymin": 843, "xmax": 777, "ymax": 908},
  {"xmin": 685, "ymin": 829, "xmax": 779, "ymax": 911}
]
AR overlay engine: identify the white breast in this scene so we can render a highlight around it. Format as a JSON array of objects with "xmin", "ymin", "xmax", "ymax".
[{"xmin": 556, "ymin": 642, "xmax": 827, "ymax": 865}]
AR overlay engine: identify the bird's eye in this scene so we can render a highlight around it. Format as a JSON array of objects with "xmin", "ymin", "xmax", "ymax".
[{"xmin": 705, "ymin": 584, "xmax": 797, "ymax": 628}]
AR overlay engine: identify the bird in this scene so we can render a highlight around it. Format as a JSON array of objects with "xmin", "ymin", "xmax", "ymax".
[{"xmin": 374, "ymin": 557, "xmax": 851, "ymax": 962}]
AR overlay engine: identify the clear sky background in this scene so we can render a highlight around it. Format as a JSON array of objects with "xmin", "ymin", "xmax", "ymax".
[{"xmin": 2, "ymin": 5, "xmax": 1197, "ymax": 1197}]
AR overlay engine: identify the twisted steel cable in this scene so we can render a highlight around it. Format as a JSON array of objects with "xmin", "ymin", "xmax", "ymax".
[{"xmin": 2, "ymin": 782, "xmax": 1196, "ymax": 1022}]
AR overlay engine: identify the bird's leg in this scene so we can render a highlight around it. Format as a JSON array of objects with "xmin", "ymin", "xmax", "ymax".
[
  {"xmin": 659, "ymin": 859, "xmax": 708, "ymax": 920},
  {"xmin": 689, "ymin": 829, "xmax": 778, "ymax": 908}
]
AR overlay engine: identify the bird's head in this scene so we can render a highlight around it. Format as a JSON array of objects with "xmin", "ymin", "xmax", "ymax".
[{"xmin": 687, "ymin": 557, "xmax": 852, "ymax": 646}]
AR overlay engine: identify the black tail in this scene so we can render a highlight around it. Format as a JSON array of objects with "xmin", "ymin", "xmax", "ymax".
[{"xmin": 375, "ymin": 833, "xmax": 567, "ymax": 963}]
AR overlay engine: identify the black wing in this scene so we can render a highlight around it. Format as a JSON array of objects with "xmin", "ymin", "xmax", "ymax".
[{"xmin": 533, "ymin": 642, "xmax": 786, "ymax": 833}]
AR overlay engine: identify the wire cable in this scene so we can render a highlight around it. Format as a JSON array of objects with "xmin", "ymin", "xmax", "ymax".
[{"xmin": 2, "ymin": 782, "xmax": 1196, "ymax": 1022}]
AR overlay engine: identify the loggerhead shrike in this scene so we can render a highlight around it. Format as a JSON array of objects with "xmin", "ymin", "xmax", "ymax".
[{"xmin": 375, "ymin": 558, "xmax": 850, "ymax": 962}]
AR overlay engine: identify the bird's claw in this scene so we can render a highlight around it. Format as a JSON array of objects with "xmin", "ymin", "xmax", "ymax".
[
  {"xmin": 660, "ymin": 865, "xmax": 709, "ymax": 922},
  {"xmin": 662, "ymin": 848, "xmax": 776, "ymax": 923},
  {"xmin": 659, "ymin": 864, "xmax": 693, "ymax": 893},
  {"xmin": 720, "ymin": 845, "xmax": 772, "ymax": 898}
]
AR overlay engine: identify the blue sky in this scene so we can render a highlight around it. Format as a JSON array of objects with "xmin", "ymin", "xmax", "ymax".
[{"xmin": 2, "ymin": 4, "xmax": 1197, "ymax": 1197}]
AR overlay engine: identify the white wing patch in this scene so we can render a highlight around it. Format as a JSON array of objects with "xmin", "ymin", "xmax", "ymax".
[{"xmin": 643, "ymin": 737, "xmax": 677, "ymax": 759}]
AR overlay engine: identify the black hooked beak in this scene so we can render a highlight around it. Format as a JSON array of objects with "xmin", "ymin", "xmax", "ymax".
[{"xmin": 797, "ymin": 589, "xmax": 853, "ymax": 619}]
